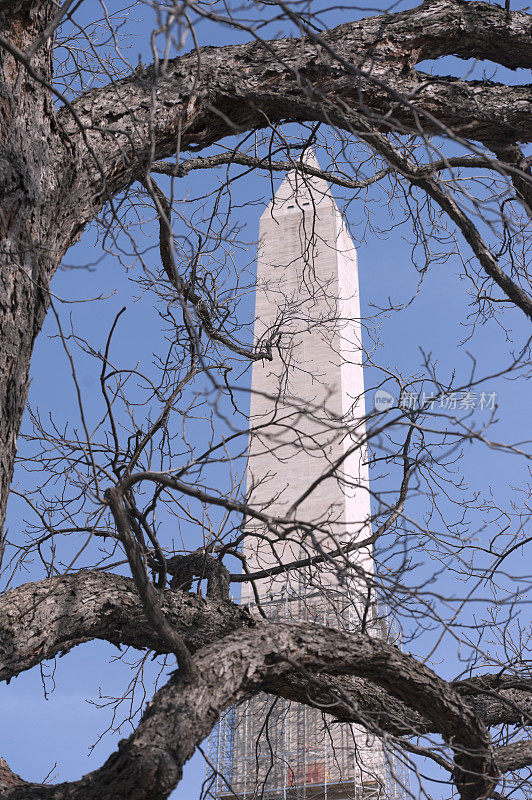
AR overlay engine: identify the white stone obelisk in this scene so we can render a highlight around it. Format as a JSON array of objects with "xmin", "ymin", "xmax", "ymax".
[
  {"xmin": 211, "ymin": 153, "xmax": 393, "ymax": 800},
  {"xmin": 242, "ymin": 152, "xmax": 373, "ymax": 609}
]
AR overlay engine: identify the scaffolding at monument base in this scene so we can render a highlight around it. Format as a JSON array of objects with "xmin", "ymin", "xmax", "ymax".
[{"xmin": 206, "ymin": 589, "xmax": 411, "ymax": 800}]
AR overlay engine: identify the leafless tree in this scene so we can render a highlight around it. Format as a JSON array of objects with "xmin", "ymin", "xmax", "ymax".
[{"xmin": 0, "ymin": 1, "xmax": 531, "ymax": 799}]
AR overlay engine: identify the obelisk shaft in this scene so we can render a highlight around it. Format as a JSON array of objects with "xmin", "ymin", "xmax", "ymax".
[
  {"xmin": 215, "ymin": 157, "xmax": 389, "ymax": 800},
  {"xmin": 242, "ymin": 159, "xmax": 372, "ymax": 605}
]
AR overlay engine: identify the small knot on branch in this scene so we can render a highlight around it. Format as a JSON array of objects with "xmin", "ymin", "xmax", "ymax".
[{"xmin": 162, "ymin": 550, "xmax": 231, "ymax": 601}]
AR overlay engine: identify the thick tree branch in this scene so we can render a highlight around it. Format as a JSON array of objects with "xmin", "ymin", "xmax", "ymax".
[
  {"xmin": 0, "ymin": 571, "xmax": 253, "ymax": 683},
  {"xmin": 3, "ymin": 568, "xmax": 532, "ymax": 799},
  {"xmin": 59, "ymin": 0, "xmax": 532, "ymax": 215},
  {"xmin": 495, "ymin": 741, "xmax": 532, "ymax": 773},
  {"xmin": 324, "ymin": 0, "xmax": 532, "ymax": 70},
  {"xmin": 0, "ymin": 623, "xmax": 497, "ymax": 800},
  {"xmin": 3, "ymin": 571, "xmax": 531, "ymax": 738}
]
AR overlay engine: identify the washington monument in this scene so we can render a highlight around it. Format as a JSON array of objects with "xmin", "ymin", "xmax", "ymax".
[{"xmin": 209, "ymin": 153, "xmax": 403, "ymax": 800}]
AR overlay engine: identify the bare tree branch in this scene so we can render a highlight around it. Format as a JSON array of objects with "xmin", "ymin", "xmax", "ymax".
[
  {"xmin": 0, "ymin": 623, "xmax": 498, "ymax": 800},
  {"xmin": 60, "ymin": 0, "xmax": 532, "ymax": 213}
]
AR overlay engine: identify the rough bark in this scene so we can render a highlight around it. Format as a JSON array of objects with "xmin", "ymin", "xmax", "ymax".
[
  {"xmin": 495, "ymin": 741, "xmax": 532, "ymax": 774},
  {"xmin": 0, "ymin": 621, "xmax": 497, "ymax": 800},
  {"xmin": 0, "ymin": 1, "xmax": 88, "ymax": 532},
  {"xmin": 62, "ymin": 0, "xmax": 532, "ymax": 211},
  {"xmin": 0, "ymin": 571, "xmax": 253, "ymax": 683},
  {"xmin": 1, "ymin": 572, "xmax": 531, "ymax": 740}
]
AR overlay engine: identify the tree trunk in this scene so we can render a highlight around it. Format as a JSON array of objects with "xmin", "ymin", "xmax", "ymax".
[{"xmin": 0, "ymin": 2, "xmax": 80, "ymax": 532}]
